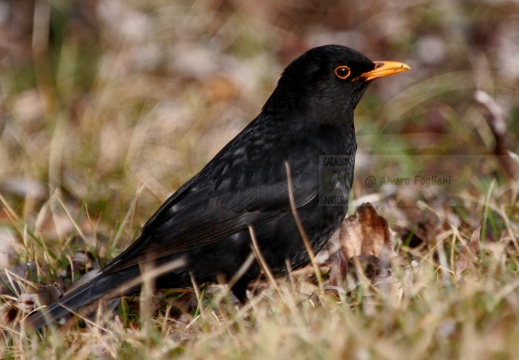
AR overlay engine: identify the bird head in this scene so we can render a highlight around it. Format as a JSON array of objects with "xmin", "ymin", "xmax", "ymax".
[{"xmin": 263, "ymin": 45, "xmax": 410, "ymax": 122}]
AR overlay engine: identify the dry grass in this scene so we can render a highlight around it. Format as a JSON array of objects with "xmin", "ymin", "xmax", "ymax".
[
  {"xmin": 6, "ymin": 255, "xmax": 519, "ymax": 359},
  {"xmin": 1, "ymin": 0, "xmax": 519, "ymax": 359}
]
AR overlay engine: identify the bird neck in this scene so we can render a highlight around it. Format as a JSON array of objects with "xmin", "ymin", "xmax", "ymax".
[
  {"xmin": 260, "ymin": 89, "xmax": 357, "ymax": 154},
  {"xmin": 262, "ymin": 83, "xmax": 302, "ymax": 114}
]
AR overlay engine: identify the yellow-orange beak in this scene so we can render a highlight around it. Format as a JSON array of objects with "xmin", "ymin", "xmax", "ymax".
[{"xmin": 356, "ymin": 61, "xmax": 411, "ymax": 81}]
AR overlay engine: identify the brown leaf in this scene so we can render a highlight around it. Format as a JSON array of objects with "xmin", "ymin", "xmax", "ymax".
[
  {"xmin": 328, "ymin": 254, "xmax": 393, "ymax": 293},
  {"xmin": 37, "ymin": 284, "xmax": 63, "ymax": 306},
  {"xmin": 328, "ymin": 203, "xmax": 393, "ymax": 290},
  {"xmin": 340, "ymin": 203, "xmax": 393, "ymax": 260},
  {"xmin": 328, "ymin": 250, "xmax": 348, "ymax": 290},
  {"xmin": 456, "ymin": 226, "xmax": 481, "ymax": 277}
]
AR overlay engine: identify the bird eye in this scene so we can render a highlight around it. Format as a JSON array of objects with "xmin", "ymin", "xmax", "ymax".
[{"xmin": 334, "ymin": 66, "xmax": 351, "ymax": 80}]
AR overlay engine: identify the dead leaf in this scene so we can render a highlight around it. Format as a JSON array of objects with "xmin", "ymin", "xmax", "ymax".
[
  {"xmin": 328, "ymin": 253, "xmax": 393, "ymax": 293},
  {"xmin": 37, "ymin": 283, "xmax": 63, "ymax": 306},
  {"xmin": 328, "ymin": 203, "xmax": 394, "ymax": 290},
  {"xmin": 340, "ymin": 203, "xmax": 393, "ymax": 260},
  {"xmin": 328, "ymin": 250, "xmax": 348, "ymax": 290}
]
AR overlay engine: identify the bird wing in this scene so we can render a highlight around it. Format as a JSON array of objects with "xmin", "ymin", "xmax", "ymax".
[{"xmin": 103, "ymin": 119, "xmax": 320, "ymax": 274}]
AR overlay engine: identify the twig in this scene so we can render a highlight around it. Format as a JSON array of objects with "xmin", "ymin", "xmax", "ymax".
[
  {"xmin": 285, "ymin": 162, "xmax": 324, "ymax": 293},
  {"xmin": 474, "ymin": 90, "xmax": 518, "ymax": 179},
  {"xmin": 248, "ymin": 226, "xmax": 280, "ymax": 294}
]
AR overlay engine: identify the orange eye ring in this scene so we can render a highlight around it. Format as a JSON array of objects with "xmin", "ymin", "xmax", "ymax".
[{"xmin": 334, "ymin": 65, "xmax": 351, "ymax": 80}]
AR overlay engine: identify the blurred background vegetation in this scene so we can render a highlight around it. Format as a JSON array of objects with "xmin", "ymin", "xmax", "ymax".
[
  {"xmin": 1, "ymin": 0, "xmax": 518, "ymax": 269},
  {"xmin": 2, "ymin": 0, "xmax": 518, "ymax": 248}
]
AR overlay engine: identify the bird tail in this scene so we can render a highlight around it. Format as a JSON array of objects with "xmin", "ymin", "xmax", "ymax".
[
  {"xmin": 24, "ymin": 270, "xmax": 136, "ymax": 331},
  {"xmin": 24, "ymin": 257, "xmax": 186, "ymax": 331}
]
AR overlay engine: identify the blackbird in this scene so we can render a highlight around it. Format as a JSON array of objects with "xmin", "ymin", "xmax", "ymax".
[{"xmin": 25, "ymin": 45, "xmax": 409, "ymax": 330}]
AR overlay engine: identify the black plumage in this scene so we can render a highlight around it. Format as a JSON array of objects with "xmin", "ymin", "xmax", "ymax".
[{"xmin": 25, "ymin": 45, "xmax": 409, "ymax": 330}]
